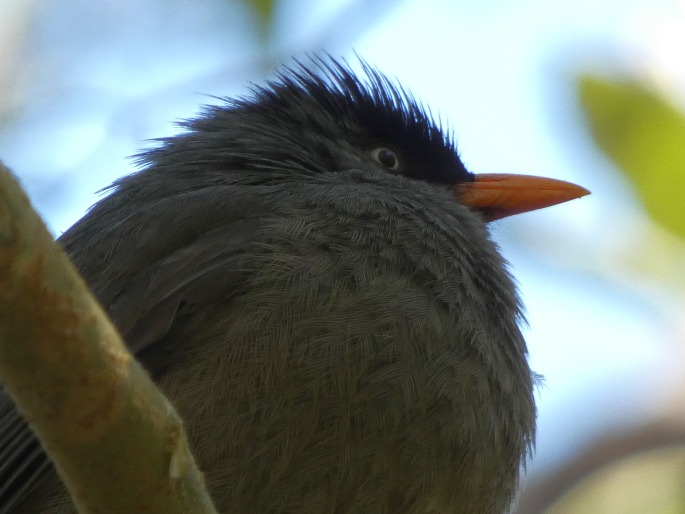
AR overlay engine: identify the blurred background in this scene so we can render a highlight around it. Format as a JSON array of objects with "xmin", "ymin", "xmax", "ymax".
[{"xmin": 1, "ymin": 0, "xmax": 684, "ymax": 511}]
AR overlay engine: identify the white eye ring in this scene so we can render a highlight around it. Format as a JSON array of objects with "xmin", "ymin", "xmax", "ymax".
[{"xmin": 370, "ymin": 147, "xmax": 400, "ymax": 171}]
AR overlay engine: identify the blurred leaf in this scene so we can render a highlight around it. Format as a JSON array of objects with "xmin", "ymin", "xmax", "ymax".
[
  {"xmin": 245, "ymin": 0, "xmax": 275, "ymax": 37},
  {"xmin": 547, "ymin": 447, "xmax": 685, "ymax": 514},
  {"xmin": 579, "ymin": 75, "xmax": 685, "ymax": 239}
]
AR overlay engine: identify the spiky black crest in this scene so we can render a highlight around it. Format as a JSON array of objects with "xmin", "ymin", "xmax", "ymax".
[
  {"xmin": 248, "ymin": 56, "xmax": 471, "ymax": 184},
  {"xmin": 139, "ymin": 56, "xmax": 471, "ymax": 186}
]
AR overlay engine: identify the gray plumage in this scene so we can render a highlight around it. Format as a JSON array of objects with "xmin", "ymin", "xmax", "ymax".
[{"xmin": 0, "ymin": 58, "xmax": 535, "ymax": 513}]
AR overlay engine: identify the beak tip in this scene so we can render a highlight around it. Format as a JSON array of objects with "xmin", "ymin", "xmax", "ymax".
[{"xmin": 565, "ymin": 184, "xmax": 591, "ymax": 203}]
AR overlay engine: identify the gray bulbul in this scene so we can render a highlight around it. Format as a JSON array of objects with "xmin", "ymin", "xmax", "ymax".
[{"xmin": 0, "ymin": 58, "xmax": 589, "ymax": 513}]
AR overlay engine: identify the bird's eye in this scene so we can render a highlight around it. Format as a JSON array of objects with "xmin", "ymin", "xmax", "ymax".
[{"xmin": 370, "ymin": 147, "xmax": 400, "ymax": 171}]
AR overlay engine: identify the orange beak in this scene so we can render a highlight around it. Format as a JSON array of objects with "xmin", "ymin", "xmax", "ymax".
[{"xmin": 455, "ymin": 173, "xmax": 590, "ymax": 222}]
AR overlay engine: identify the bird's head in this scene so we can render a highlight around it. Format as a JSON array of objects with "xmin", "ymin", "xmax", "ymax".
[{"xmin": 138, "ymin": 57, "xmax": 588, "ymax": 221}]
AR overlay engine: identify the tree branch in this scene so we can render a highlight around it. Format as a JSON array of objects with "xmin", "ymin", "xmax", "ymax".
[{"xmin": 0, "ymin": 162, "xmax": 217, "ymax": 513}]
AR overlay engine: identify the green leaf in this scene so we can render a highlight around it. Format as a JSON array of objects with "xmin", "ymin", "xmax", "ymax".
[{"xmin": 579, "ymin": 75, "xmax": 685, "ymax": 238}]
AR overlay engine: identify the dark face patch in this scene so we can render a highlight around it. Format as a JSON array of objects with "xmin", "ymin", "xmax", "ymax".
[{"xmin": 234, "ymin": 58, "xmax": 473, "ymax": 185}]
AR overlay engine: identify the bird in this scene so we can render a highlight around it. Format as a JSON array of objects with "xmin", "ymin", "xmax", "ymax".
[{"xmin": 0, "ymin": 57, "xmax": 589, "ymax": 513}]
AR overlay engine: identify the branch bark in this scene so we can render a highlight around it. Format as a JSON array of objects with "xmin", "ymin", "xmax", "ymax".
[{"xmin": 0, "ymin": 163, "xmax": 217, "ymax": 513}]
